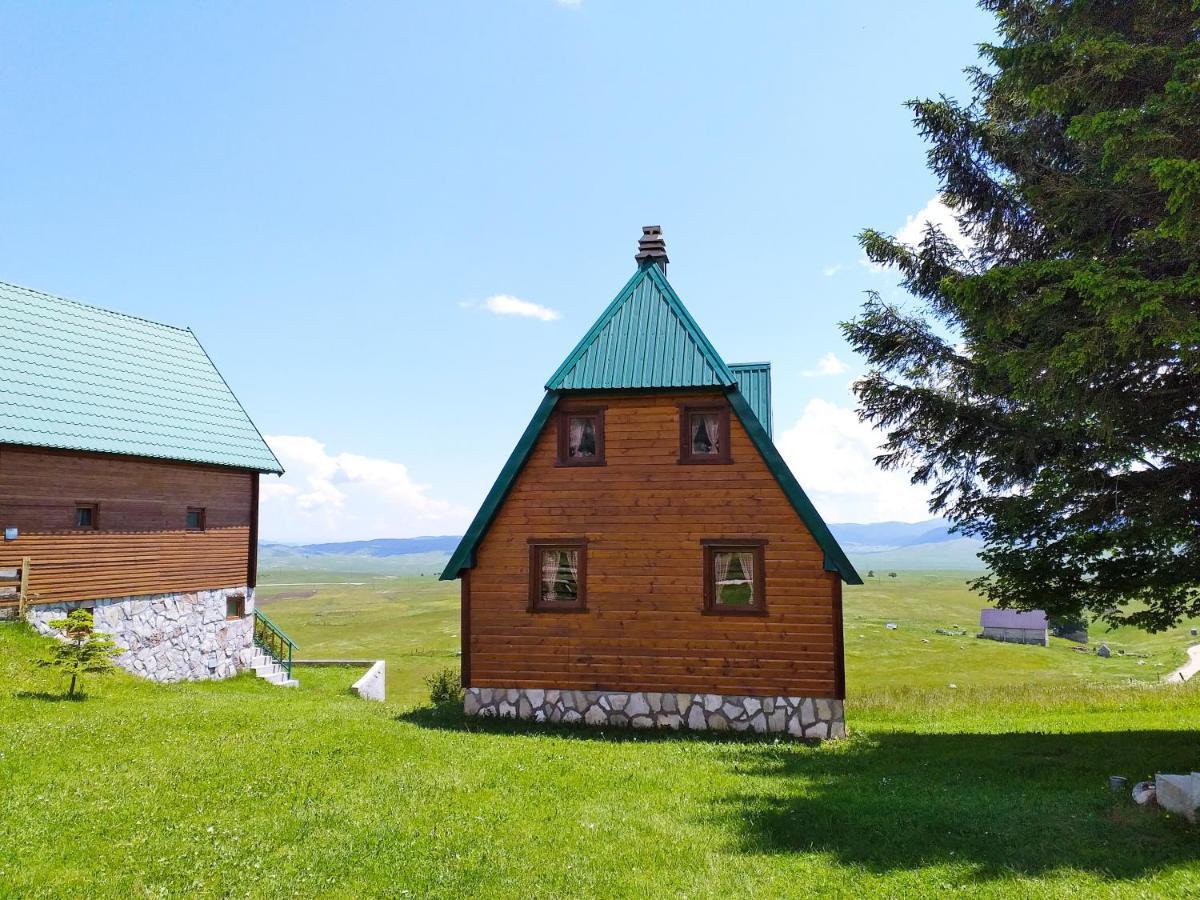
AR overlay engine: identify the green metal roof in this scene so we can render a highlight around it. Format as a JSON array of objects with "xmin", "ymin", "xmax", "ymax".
[
  {"xmin": 0, "ymin": 280, "xmax": 283, "ymax": 473},
  {"xmin": 443, "ymin": 263, "xmax": 860, "ymax": 585},
  {"xmin": 546, "ymin": 263, "xmax": 737, "ymax": 391},
  {"xmin": 730, "ymin": 362, "xmax": 772, "ymax": 438}
]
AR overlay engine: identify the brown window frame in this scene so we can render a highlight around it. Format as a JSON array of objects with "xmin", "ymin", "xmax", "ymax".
[
  {"xmin": 527, "ymin": 537, "xmax": 588, "ymax": 612},
  {"xmin": 702, "ymin": 538, "xmax": 767, "ymax": 616},
  {"xmin": 74, "ymin": 503, "xmax": 98, "ymax": 530},
  {"xmin": 225, "ymin": 593, "xmax": 246, "ymax": 620},
  {"xmin": 186, "ymin": 507, "xmax": 206, "ymax": 531},
  {"xmin": 678, "ymin": 403, "xmax": 732, "ymax": 465},
  {"xmin": 556, "ymin": 406, "xmax": 606, "ymax": 467}
]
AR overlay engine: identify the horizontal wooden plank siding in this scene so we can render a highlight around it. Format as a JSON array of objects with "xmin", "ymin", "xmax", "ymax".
[
  {"xmin": 0, "ymin": 447, "xmax": 254, "ymax": 602},
  {"xmin": 469, "ymin": 392, "xmax": 841, "ymax": 697}
]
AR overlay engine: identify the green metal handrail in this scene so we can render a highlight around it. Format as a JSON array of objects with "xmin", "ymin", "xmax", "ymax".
[{"xmin": 253, "ymin": 608, "xmax": 297, "ymax": 681}]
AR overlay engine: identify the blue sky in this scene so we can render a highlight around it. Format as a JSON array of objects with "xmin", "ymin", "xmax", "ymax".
[{"xmin": 0, "ymin": 2, "xmax": 994, "ymax": 541}]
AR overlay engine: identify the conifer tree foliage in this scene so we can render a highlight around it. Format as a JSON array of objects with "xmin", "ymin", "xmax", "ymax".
[
  {"xmin": 844, "ymin": 1, "xmax": 1200, "ymax": 631},
  {"xmin": 38, "ymin": 608, "xmax": 120, "ymax": 697}
]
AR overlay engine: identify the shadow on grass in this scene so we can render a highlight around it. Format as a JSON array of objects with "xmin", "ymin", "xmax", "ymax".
[
  {"xmin": 13, "ymin": 690, "xmax": 87, "ymax": 702},
  {"xmin": 396, "ymin": 703, "xmax": 802, "ymax": 745},
  {"xmin": 714, "ymin": 729, "xmax": 1199, "ymax": 879}
]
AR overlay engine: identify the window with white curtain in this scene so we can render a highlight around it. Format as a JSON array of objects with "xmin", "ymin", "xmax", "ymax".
[
  {"xmin": 528, "ymin": 539, "xmax": 588, "ymax": 610},
  {"xmin": 702, "ymin": 540, "xmax": 766, "ymax": 613},
  {"xmin": 556, "ymin": 408, "xmax": 605, "ymax": 466}
]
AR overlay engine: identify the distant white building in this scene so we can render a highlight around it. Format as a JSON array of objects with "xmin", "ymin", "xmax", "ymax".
[{"xmin": 979, "ymin": 609, "xmax": 1049, "ymax": 646}]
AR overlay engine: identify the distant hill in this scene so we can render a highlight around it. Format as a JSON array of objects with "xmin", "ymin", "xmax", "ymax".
[
  {"xmin": 260, "ymin": 523, "xmax": 983, "ymax": 573},
  {"xmin": 827, "ymin": 520, "xmax": 983, "ymax": 571},
  {"xmin": 257, "ymin": 536, "xmax": 461, "ymax": 575},
  {"xmin": 269, "ymin": 536, "xmax": 462, "ymax": 557},
  {"xmin": 827, "ymin": 519, "xmax": 954, "ymax": 551}
]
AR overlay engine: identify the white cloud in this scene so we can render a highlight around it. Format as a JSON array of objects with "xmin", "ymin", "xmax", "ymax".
[
  {"xmin": 260, "ymin": 436, "xmax": 472, "ymax": 544},
  {"xmin": 554, "ymin": 0, "xmax": 581, "ymax": 6},
  {"xmin": 483, "ymin": 294, "xmax": 560, "ymax": 322},
  {"xmin": 802, "ymin": 352, "xmax": 850, "ymax": 377},
  {"xmin": 775, "ymin": 399, "xmax": 933, "ymax": 523},
  {"xmin": 823, "ymin": 264, "xmax": 844, "ymax": 277},
  {"xmin": 895, "ymin": 195, "xmax": 973, "ymax": 255}
]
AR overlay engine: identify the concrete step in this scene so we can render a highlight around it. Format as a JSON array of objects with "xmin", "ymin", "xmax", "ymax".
[
  {"xmin": 261, "ymin": 670, "xmax": 286, "ymax": 685},
  {"xmin": 281, "ymin": 679, "xmax": 300, "ymax": 688},
  {"xmin": 253, "ymin": 664, "xmax": 280, "ymax": 678}
]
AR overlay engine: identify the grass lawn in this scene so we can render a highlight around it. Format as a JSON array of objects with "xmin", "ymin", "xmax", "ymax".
[{"xmin": 2, "ymin": 570, "xmax": 1198, "ymax": 897}]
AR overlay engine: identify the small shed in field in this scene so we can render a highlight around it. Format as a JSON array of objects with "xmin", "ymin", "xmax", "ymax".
[{"xmin": 979, "ymin": 609, "xmax": 1048, "ymax": 646}]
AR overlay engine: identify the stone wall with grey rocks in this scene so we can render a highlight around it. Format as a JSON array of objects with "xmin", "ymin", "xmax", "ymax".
[
  {"xmin": 465, "ymin": 687, "xmax": 845, "ymax": 739},
  {"xmin": 28, "ymin": 587, "xmax": 256, "ymax": 683}
]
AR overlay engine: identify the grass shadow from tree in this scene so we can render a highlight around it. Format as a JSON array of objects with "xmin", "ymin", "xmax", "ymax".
[{"xmin": 711, "ymin": 729, "xmax": 1199, "ymax": 880}]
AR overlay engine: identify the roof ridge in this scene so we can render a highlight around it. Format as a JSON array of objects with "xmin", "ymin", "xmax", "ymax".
[{"xmin": 0, "ymin": 279, "xmax": 190, "ymax": 333}]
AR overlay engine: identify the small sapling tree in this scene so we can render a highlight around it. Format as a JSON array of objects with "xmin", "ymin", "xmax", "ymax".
[{"xmin": 38, "ymin": 608, "xmax": 119, "ymax": 697}]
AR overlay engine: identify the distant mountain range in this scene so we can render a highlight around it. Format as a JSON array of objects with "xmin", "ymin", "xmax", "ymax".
[
  {"xmin": 261, "ymin": 536, "xmax": 462, "ymax": 557},
  {"xmin": 261, "ymin": 521, "xmax": 984, "ymax": 571}
]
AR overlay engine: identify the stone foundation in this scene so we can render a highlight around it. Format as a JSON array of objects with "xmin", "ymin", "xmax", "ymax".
[
  {"xmin": 28, "ymin": 586, "xmax": 256, "ymax": 683},
  {"xmin": 465, "ymin": 687, "xmax": 845, "ymax": 738}
]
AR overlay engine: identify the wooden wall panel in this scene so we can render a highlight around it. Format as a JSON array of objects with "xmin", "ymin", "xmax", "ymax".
[
  {"xmin": 0, "ymin": 447, "xmax": 252, "ymax": 532},
  {"xmin": 0, "ymin": 447, "xmax": 254, "ymax": 602},
  {"xmin": 469, "ymin": 392, "xmax": 842, "ymax": 698}
]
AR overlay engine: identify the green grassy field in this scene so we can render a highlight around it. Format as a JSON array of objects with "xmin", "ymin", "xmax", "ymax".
[
  {"xmin": 1, "ymin": 569, "xmax": 1197, "ymax": 897},
  {"xmin": 254, "ymin": 569, "xmax": 1200, "ymax": 704}
]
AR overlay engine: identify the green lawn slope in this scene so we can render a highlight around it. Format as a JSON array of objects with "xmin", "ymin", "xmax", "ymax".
[{"xmin": 2, "ymin": 569, "xmax": 1198, "ymax": 897}]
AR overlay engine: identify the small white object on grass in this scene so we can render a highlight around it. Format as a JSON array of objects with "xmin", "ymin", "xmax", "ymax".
[
  {"xmin": 949, "ymin": 683, "xmax": 957, "ymax": 689},
  {"xmin": 886, "ymin": 623, "xmax": 897, "ymax": 630}
]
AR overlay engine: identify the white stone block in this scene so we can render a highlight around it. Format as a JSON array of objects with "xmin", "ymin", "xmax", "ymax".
[{"xmin": 352, "ymin": 660, "xmax": 386, "ymax": 702}]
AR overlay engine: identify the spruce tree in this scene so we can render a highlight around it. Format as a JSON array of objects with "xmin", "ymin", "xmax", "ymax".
[{"xmin": 844, "ymin": 1, "xmax": 1200, "ymax": 631}]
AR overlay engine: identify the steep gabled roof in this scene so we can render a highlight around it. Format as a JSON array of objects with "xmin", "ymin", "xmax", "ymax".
[
  {"xmin": 442, "ymin": 262, "xmax": 862, "ymax": 586},
  {"xmin": 546, "ymin": 264, "xmax": 737, "ymax": 391},
  {"xmin": 0, "ymin": 280, "xmax": 283, "ymax": 473}
]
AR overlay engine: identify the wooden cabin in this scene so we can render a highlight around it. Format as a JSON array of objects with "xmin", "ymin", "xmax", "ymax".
[
  {"xmin": 0, "ymin": 280, "xmax": 290, "ymax": 684},
  {"xmin": 442, "ymin": 228, "xmax": 861, "ymax": 737}
]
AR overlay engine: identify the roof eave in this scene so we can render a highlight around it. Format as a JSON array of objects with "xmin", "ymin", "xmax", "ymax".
[
  {"xmin": 441, "ymin": 391, "xmax": 561, "ymax": 580},
  {"xmin": 725, "ymin": 388, "xmax": 862, "ymax": 585}
]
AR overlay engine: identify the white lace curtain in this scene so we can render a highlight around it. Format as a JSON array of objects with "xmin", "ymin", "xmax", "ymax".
[
  {"xmin": 714, "ymin": 550, "xmax": 754, "ymax": 602},
  {"xmin": 542, "ymin": 549, "xmax": 578, "ymax": 602},
  {"xmin": 569, "ymin": 418, "xmax": 587, "ymax": 456},
  {"xmin": 692, "ymin": 412, "xmax": 720, "ymax": 454}
]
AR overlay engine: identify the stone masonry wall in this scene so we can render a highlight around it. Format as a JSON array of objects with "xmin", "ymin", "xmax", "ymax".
[
  {"xmin": 465, "ymin": 687, "xmax": 846, "ymax": 739},
  {"xmin": 28, "ymin": 586, "xmax": 256, "ymax": 683}
]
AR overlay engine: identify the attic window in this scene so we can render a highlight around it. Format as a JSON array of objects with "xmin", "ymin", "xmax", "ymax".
[
  {"xmin": 186, "ymin": 507, "xmax": 206, "ymax": 531},
  {"xmin": 556, "ymin": 408, "xmax": 605, "ymax": 466},
  {"xmin": 528, "ymin": 539, "xmax": 587, "ymax": 611},
  {"xmin": 703, "ymin": 540, "xmax": 766, "ymax": 615},
  {"xmin": 679, "ymin": 404, "xmax": 731, "ymax": 464},
  {"xmin": 74, "ymin": 504, "xmax": 98, "ymax": 529}
]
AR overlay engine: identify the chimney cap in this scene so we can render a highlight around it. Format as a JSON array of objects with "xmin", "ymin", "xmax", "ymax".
[{"xmin": 635, "ymin": 225, "xmax": 669, "ymax": 271}]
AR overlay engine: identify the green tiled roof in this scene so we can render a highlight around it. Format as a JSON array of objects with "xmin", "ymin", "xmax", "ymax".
[
  {"xmin": 0, "ymin": 280, "xmax": 283, "ymax": 473},
  {"xmin": 546, "ymin": 263, "xmax": 737, "ymax": 391},
  {"xmin": 730, "ymin": 362, "xmax": 772, "ymax": 438}
]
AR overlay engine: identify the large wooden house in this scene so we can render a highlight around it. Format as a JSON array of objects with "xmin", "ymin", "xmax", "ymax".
[
  {"xmin": 442, "ymin": 228, "xmax": 861, "ymax": 737},
  {"xmin": 0, "ymin": 280, "xmax": 294, "ymax": 684}
]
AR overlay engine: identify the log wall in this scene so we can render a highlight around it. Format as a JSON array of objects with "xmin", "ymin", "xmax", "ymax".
[
  {"xmin": 0, "ymin": 446, "xmax": 255, "ymax": 603},
  {"xmin": 467, "ymin": 392, "xmax": 842, "ymax": 698}
]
